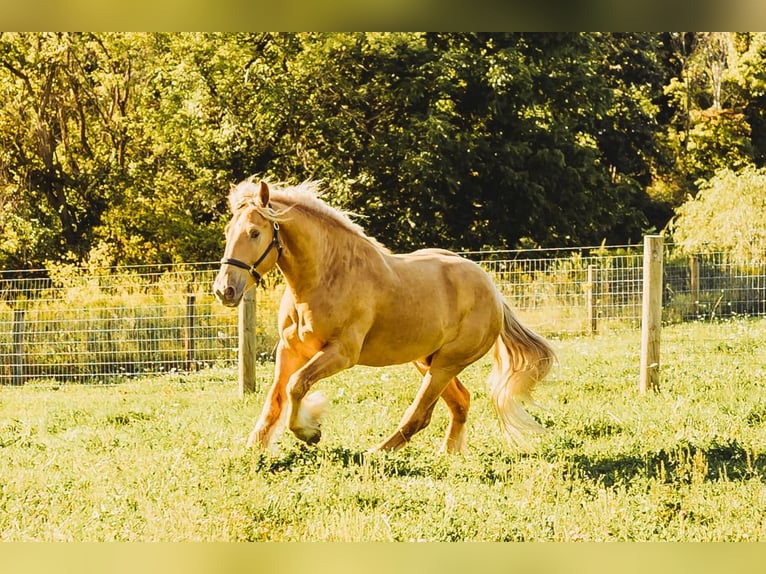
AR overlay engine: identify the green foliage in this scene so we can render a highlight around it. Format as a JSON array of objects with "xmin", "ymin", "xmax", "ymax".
[
  {"xmin": 3, "ymin": 32, "xmax": 766, "ymax": 268},
  {"xmin": 650, "ymin": 33, "xmax": 761, "ymax": 207},
  {"xmin": 671, "ymin": 165, "xmax": 766, "ymax": 262},
  {"xmin": 0, "ymin": 32, "xmax": 232, "ymax": 268}
]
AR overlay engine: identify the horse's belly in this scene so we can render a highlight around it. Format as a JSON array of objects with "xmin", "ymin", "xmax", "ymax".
[
  {"xmin": 356, "ymin": 259, "xmax": 501, "ymax": 367},
  {"xmin": 355, "ymin": 320, "xmax": 452, "ymax": 367},
  {"xmin": 357, "ymin": 344, "xmax": 429, "ymax": 367}
]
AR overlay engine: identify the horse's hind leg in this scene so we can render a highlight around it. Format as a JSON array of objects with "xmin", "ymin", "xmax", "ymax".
[
  {"xmin": 438, "ymin": 377, "xmax": 470, "ymax": 454},
  {"xmin": 372, "ymin": 363, "xmax": 462, "ymax": 452},
  {"xmin": 413, "ymin": 360, "xmax": 470, "ymax": 454}
]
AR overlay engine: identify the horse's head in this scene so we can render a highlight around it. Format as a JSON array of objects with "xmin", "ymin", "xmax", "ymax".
[{"xmin": 213, "ymin": 180, "xmax": 282, "ymax": 307}]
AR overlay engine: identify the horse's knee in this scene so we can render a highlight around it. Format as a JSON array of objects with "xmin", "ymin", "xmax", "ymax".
[
  {"xmin": 287, "ymin": 375, "xmax": 308, "ymax": 402},
  {"xmin": 452, "ymin": 405, "xmax": 469, "ymax": 425}
]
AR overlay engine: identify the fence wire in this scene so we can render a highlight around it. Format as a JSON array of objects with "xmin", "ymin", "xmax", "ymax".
[
  {"xmin": 465, "ymin": 246, "xmax": 766, "ymax": 334},
  {"xmin": 464, "ymin": 246, "xmax": 645, "ymax": 334},
  {"xmin": 1, "ymin": 263, "xmax": 239, "ymax": 384},
  {"xmin": 2, "ymin": 245, "xmax": 765, "ymax": 384}
]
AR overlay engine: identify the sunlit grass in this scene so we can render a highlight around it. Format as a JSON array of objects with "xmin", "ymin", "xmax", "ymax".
[{"xmin": 1, "ymin": 318, "xmax": 766, "ymax": 540}]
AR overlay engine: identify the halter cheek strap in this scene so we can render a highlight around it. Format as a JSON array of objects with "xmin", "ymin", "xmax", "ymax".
[{"xmin": 220, "ymin": 220, "xmax": 283, "ymax": 283}]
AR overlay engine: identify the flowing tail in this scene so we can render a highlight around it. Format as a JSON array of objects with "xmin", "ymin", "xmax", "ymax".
[{"xmin": 488, "ymin": 300, "xmax": 556, "ymax": 449}]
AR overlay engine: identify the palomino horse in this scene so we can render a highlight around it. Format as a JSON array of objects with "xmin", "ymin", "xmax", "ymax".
[{"xmin": 213, "ymin": 178, "xmax": 555, "ymax": 454}]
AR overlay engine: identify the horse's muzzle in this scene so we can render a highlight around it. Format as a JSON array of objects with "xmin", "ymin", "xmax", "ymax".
[
  {"xmin": 215, "ymin": 286, "xmax": 240, "ymax": 307},
  {"xmin": 213, "ymin": 273, "xmax": 244, "ymax": 307}
]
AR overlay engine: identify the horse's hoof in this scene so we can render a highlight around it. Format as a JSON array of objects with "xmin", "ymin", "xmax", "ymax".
[{"xmin": 294, "ymin": 427, "xmax": 321, "ymax": 445}]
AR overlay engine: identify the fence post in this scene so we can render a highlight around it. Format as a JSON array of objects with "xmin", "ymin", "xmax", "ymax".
[
  {"xmin": 238, "ymin": 287, "xmax": 257, "ymax": 397},
  {"xmin": 185, "ymin": 291, "xmax": 196, "ymax": 371},
  {"xmin": 689, "ymin": 255, "xmax": 699, "ymax": 318},
  {"xmin": 12, "ymin": 307, "xmax": 25, "ymax": 386},
  {"xmin": 586, "ymin": 264, "xmax": 598, "ymax": 333},
  {"xmin": 639, "ymin": 235, "xmax": 664, "ymax": 394}
]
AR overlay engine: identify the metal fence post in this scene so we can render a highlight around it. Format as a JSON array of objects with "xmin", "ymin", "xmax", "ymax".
[
  {"xmin": 586, "ymin": 264, "xmax": 598, "ymax": 333},
  {"xmin": 12, "ymin": 307, "xmax": 25, "ymax": 385},
  {"xmin": 185, "ymin": 290, "xmax": 196, "ymax": 371},
  {"xmin": 238, "ymin": 287, "xmax": 257, "ymax": 396},
  {"xmin": 639, "ymin": 235, "xmax": 663, "ymax": 393}
]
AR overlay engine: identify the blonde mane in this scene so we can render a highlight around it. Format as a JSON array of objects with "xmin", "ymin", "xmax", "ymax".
[{"xmin": 229, "ymin": 178, "xmax": 390, "ymax": 254}]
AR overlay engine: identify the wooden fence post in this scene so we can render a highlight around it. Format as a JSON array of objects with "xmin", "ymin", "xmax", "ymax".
[
  {"xmin": 586, "ymin": 264, "xmax": 598, "ymax": 333},
  {"xmin": 238, "ymin": 287, "xmax": 257, "ymax": 397},
  {"xmin": 12, "ymin": 308, "xmax": 25, "ymax": 386},
  {"xmin": 639, "ymin": 235, "xmax": 663, "ymax": 394}
]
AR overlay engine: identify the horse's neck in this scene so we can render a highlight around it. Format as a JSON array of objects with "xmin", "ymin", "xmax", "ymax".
[
  {"xmin": 278, "ymin": 215, "xmax": 341, "ymax": 294},
  {"xmin": 278, "ymin": 212, "xmax": 381, "ymax": 296}
]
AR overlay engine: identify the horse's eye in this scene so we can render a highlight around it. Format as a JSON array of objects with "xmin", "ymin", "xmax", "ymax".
[{"xmin": 249, "ymin": 229, "xmax": 260, "ymax": 239}]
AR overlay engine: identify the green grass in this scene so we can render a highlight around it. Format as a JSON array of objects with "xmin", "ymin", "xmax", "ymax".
[{"xmin": 1, "ymin": 318, "xmax": 766, "ymax": 541}]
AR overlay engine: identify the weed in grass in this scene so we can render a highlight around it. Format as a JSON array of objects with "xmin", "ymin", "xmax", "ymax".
[
  {"xmin": 106, "ymin": 411, "xmax": 154, "ymax": 426},
  {"xmin": 745, "ymin": 404, "xmax": 766, "ymax": 426}
]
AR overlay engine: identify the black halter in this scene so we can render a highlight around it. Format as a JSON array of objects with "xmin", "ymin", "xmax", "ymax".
[{"xmin": 220, "ymin": 220, "xmax": 283, "ymax": 283}]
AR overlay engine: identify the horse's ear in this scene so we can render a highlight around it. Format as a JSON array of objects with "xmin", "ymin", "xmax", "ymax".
[
  {"xmin": 228, "ymin": 183, "xmax": 239, "ymax": 213},
  {"xmin": 256, "ymin": 181, "xmax": 270, "ymax": 207}
]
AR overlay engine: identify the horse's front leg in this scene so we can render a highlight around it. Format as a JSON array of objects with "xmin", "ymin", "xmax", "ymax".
[
  {"xmin": 286, "ymin": 341, "xmax": 354, "ymax": 445},
  {"xmin": 247, "ymin": 341, "xmax": 307, "ymax": 451}
]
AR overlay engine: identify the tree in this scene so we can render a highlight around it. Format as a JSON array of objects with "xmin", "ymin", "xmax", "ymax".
[
  {"xmin": 0, "ymin": 32, "xmax": 147, "ymax": 267},
  {"xmin": 254, "ymin": 33, "xmax": 661, "ymax": 251},
  {"xmin": 6, "ymin": 32, "xmax": 766, "ymax": 269},
  {"xmin": 737, "ymin": 33, "xmax": 766, "ymax": 165},
  {"xmin": 652, "ymin": 33, "xmax": 754, "ymax": 207},
  {"xmin": 0, "ymin": 32, "xmax": 259, "ymax": 268},
  {"xmin": 88, "ymin": 33, "xmax": 244, "ymax": 265},
  {"xmin": 671, "ymin": 165, "xmax": 766, "ymax": 262}
]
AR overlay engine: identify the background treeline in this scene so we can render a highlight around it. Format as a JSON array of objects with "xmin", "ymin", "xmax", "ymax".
[{"xmin": 2, "ymin": 32, "xmax": 766, "ymax": 270}]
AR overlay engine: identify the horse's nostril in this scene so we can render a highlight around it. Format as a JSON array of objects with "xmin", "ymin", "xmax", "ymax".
[{"xmin": 225, "ymin": 286, "xmax": 235, "ymax": 300}]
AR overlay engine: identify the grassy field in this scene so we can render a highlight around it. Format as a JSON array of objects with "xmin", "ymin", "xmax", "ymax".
[{"xmin": 1, "ymin": 318, "xmax": 765, "ymax": 541}]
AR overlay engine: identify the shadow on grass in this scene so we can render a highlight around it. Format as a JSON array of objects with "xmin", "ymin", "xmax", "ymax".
[
  {"xmin": 564, "ymin": 437, "xmax": 766, "ymax": 486},
  {"xmin": 455, "ymin": 437, "xmax": 766, "ymax": 486},
  {"xmin": 250, "ymin": 444, "xmax": 452, "ymax": 479},
  {"xmin": 244, "ymin": 437, "xmax": 766, "ymax": 487}
]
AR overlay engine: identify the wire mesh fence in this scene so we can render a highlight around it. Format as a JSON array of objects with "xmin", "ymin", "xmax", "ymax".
[
  {"xmin": 1, "ymin": 243, "xmax": 765, "ymax": 384},
  {"xmin": 663, "ymin": 251, "xmax": 766, "ymax": 321},
  {"xmin": 463, "ymin": 245, "xmax": 645, "ymax": 334},
  {"xmin": 465, "ymin": 245, "xmax": 766, "ymax": 334},
  {"xmin": 0, "ymin": 263, "xmax": 239, "ymax": 385}
]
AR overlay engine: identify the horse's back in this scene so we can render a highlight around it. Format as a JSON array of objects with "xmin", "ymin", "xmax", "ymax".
[
  {"xmin": 397, "ymin": 247, "xmax": 463, "ymax": 261},
  {"xmin": 393, "ymin": 248, "xmax": 495, "ymax": 295},
  {"xmin": 354, "ymin": 247, "xmax": 502, "ymax": 366}
]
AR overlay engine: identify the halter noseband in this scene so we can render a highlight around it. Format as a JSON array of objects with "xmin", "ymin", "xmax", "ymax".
[{"xmin": 220, "ymin": 220, "xmax": 283, "ymax": 284}]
